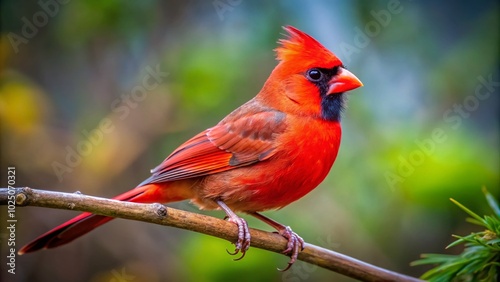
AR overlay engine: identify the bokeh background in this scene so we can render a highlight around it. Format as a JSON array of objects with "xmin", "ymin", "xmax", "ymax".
[{"xmin": 1, "ymin": 1, "xmax": 498, "ymax": 281}]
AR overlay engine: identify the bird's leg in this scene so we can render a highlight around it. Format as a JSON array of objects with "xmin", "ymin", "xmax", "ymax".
[
  {"xmin": 216, "ymin": 200, "xmax": 251, "ymax": 260},
  {"xmin": 249, "ymin": 212, "xmax": 305, "ymax": 271}
]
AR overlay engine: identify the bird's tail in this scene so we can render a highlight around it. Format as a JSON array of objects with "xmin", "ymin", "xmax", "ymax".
[{"xmin": 18, "ymin": 183, "xmax": 183, "ymax": 255}]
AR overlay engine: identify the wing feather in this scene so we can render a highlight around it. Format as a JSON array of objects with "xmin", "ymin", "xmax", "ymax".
[{"xmin": 139, "ymin": 108, "xmax": 287, "ymax": 186}]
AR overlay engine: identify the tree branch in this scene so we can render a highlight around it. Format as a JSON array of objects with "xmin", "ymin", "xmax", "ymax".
[{"xmin": 1, "ymin": 187, "xmax": 422, "ymax": 282}]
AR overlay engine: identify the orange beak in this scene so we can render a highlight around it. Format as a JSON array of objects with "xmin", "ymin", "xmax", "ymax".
[{"xmin": 327, "ymin": 68, "xmax": 363, "ymax": 94}]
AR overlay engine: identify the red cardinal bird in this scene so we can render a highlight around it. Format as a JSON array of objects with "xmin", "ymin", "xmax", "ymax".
[{"xmin": 19, "ymin": 26, "xmax": 362, "ymax": 270}]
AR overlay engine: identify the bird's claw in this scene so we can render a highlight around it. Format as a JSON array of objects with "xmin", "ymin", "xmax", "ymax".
[
  {"xmin": 226, "ymin": 216, "xmax": 251, "ymax": 260},
  {"xmin": 276, "ymin": 226, "xmax": 305, "ymax": 272}
]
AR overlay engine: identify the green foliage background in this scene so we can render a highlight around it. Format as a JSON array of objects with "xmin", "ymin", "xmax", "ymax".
[
  {"xmin": 0, "ymin": 1, "xmax": 498, "ymax": 281},
  {"xmin": 412, "ymin": 189, "xmax": 499, "ymax": 281}
]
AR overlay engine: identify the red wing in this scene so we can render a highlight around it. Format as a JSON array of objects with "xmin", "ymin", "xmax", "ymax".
[{"xmin": 139, "ymin": 109, "xmax": 287, "ymax": 186}]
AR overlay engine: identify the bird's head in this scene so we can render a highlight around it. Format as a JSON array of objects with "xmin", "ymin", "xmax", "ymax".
[{"xmin": 258, "ymin": 26, "xmax": 363, "ymax": 122}]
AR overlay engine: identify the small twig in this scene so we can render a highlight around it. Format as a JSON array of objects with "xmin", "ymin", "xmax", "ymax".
[{"xmin": 0, "ymin": 187, "xmax": 422, "ymax": 282}]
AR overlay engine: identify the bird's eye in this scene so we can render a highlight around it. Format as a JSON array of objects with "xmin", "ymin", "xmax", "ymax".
[{"xmin": 306, "ymin": 69, "xmax": 323, "ymax": 82}]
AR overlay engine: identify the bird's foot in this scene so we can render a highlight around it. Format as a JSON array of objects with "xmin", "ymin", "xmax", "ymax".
[
  {"xmin": 225, "ymin": 216, "xmax": 251, "ymax": 260},
  {"xmin": 277, "ymin": 226, "xmax": 305, "ymax": 271},
  {"xmin": 249, "ymin": 212, "xmax": 305, "ymax": 271},
  {"xmin": 217, "ymin": 200, "xmax": 251, "ymax": 260}
]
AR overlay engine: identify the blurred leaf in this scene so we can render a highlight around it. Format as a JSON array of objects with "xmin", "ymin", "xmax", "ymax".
[
  {"xmin": 0, "ymin": 77, "xmax": 49, "ymax": 135},
  {"xmin": 484, "ymin": 187, "xmax": 500, "ymax": 218},
  {"xmin": 57, "ymin": 0, "xmax": 156, "ymax": 46}
]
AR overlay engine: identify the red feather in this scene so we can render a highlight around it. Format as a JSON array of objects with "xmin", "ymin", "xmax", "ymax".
[{"xmin": 140, "ymin": 100, "xmax": 287, "ymax": 185}]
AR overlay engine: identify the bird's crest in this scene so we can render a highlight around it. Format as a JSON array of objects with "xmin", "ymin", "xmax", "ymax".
[{"xmin": 275, "ymin": 26, "xmax": 342, "ymax": 68}]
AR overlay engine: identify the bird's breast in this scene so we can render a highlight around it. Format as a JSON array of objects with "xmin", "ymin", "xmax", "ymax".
[
  {"xmin": 196, "ymin": 117, "xmax": 342, "ymax": 212},
  {"xmin": 266, "ymin": 118, "xmax": 342, "ymax": 207}
]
